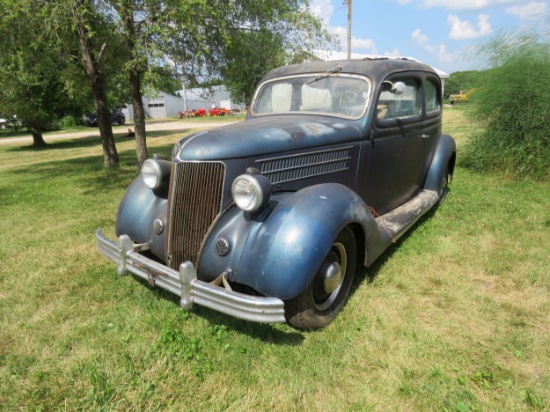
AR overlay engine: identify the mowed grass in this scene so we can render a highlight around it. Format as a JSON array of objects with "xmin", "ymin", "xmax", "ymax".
[{"xmin": 0, "ymin": 110, "xmax": 548, "ymax": 411}]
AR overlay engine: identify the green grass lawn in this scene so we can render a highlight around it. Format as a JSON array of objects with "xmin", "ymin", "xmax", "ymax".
[{"xmin": 0, "ymin": 109, "xmax": 548, "ymax": 411}]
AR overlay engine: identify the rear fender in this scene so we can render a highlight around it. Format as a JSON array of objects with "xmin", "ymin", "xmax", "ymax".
[
  {"xmin": 199, "ymin": 184, "xmax": 383, "ymax": 300},
  {"xmin": 424, "ymin": 134, "xmax": 456, "ymax": 192}
]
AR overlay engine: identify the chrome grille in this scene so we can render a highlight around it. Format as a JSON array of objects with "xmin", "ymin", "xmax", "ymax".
[
  {"xmin": 167, "ymin": 162, "xmax": 225, "ymax": 269},
  {"xmin": 255, "ymin": 146, "xmax": 352, "ymax": 185}
]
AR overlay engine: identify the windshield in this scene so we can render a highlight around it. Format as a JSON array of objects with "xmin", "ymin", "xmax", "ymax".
[{"xmin": 251, "ymin": 74, "xmax": 370, "ymax": 119}]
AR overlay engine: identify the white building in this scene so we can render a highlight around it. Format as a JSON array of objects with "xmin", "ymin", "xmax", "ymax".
[
  {"xmin": 122, "ymin": 86, "xmax": 245, "ymax": 120},
  {"xmin": 175, "ymin": 85, "xmax": 244, "ymax": 111},
  {"xmin": 122, "ymin": 91, "xmax": 186, "ymax": 120}
]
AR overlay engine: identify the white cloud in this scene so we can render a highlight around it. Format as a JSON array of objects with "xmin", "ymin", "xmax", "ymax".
[
  {"xmin": 448, "ymin": 13, "xmax": 492, "ymax": 39},
  {"xmin": 352, "ymin": 37, "xmax": 377, "ymax": 51},
  {"xmin": 412, "ymin": 29, "xmax": 429, "ymax": 44},
  {"xmin": 311, "ymin": 0, "xmax": 378, "ymax": 54},
  {"xmin": 402, "ymin": 0, "xmax": 521, "ymax": 11},
  {"xmin": 506, "ymin": 1, "xmax": 548, "ymax": 20},
  {"xmin": 412, "ymin": 29, "xmax": 436, "ymax": 52},
  {"xmin": 410, "ymin": 29, "xmax": 458, "ymax": 65},
  {"xmin": 331, "ymin": 27, "xmax": 377, "ymax": 53},
  {"xmin": 434, "ymin": 44, "xmax": 455, "ymax": 63},
  {"xmin": 383, "ymin": 49, "xmax": 402, "ymax": 56},
  {"xmin": 310, "ymin": 0, "xmax": 334, "ymax": 26}
]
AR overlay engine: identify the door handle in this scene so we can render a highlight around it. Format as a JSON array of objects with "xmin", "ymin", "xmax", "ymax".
[{"xmin": 421, "ymin": 134, "xmax": 430, "ymax": 139}]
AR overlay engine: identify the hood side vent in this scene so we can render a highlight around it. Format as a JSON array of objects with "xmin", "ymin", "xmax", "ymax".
[{"xmin": 256, "ymin": 146, "xmax": 353, "ymax": 185}]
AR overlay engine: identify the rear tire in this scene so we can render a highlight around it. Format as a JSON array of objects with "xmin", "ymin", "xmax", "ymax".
[
  {"xmin": 439, "ymin": 166, "xmax": 450, "ymax": 205},
  {"xmin": 285, "ymin": 227, "xmax": 357, "ymax": 331}
]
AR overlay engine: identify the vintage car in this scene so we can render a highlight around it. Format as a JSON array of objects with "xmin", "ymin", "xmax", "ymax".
[
  {"xmin": 86, "ymin": 108, "xmax": 125, "ymax": 127},
  {"xmin": 449, "ymin": 88, "xmax": 477, "ymax": 104},
  {"xmin": 96, "ymin": 58, "xmax": 456, "ymax": 330}
]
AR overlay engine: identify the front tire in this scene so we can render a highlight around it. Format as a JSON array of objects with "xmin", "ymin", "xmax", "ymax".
[{"xmin": 285, "ymin": 227, "xmax": 357, "ymax": 330}]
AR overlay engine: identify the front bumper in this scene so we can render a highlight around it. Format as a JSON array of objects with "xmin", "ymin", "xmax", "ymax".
[{"xmin": 95, "ymin": 228, "xmax": 286, "ymax": 323}]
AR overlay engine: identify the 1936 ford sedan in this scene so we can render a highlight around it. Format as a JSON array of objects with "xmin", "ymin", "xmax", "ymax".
[{"xmin": 96, "ymin": 58, "xmax": 456, "ymax": 330}]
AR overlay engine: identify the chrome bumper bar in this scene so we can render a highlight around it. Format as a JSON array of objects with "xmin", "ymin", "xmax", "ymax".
[{"xmin": 95, "ymin": 228, "xmax": 286, "ymax": 323}]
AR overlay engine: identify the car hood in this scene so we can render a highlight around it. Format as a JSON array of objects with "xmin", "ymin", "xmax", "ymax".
[{"xmin": 177, "ymin": 115, "xmax": 363, "ymax": 161}]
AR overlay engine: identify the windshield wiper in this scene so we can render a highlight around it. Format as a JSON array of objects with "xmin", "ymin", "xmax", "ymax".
[{"xmin": 306, "ymin": 66, "xmax": 342, "ymax": 85}]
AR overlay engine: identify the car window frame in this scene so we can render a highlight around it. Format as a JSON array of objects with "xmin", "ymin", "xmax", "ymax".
[
  {"xmin": 424, "ymin": 76, "xmax": 442, "ymax": 121},
  {"xmin": 373, "ymin": 71, "xmax": 436, "ymax": 129}
]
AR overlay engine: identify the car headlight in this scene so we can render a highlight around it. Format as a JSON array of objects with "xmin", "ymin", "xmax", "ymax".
[
  {"xmin": 141, "ymin": 159, "xmax": 171, "ymax": 190},
  {"xmin": 231, "ymin": 172, "xmax": 272, "ymax": 212}
]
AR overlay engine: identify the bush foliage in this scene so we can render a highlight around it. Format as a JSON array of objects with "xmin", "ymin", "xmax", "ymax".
[{"xmin": 462, "ymin": 33, "xmax": 550, "ymax": 181}]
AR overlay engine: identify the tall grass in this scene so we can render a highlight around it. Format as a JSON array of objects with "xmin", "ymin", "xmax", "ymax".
[
  {"xmin": 0, "ymin": 112, "xmax": 548, "ymax": 410},
  {"xmin": 462, "ymin": 32, "xmax": 550, "ymax": 181}
]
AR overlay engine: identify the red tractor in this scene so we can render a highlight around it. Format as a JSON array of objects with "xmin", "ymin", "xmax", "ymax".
[{"xmin": 208, "ymin": 107, "xmax": 228, "ymax": 116}]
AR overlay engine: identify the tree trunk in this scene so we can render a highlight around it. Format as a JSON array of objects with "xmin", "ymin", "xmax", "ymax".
[
  {"xmin": 121, "ymin": 8, "xmax": 148, "ymax": 169},
  {"xmin": 30, "ymin": 124, "xmax": 47, "ymax": 147},
  {"xmin": 74, "ymin": 5, "xmax": 119, "ymax": 167},
  {"xmin": 130, "ymin": 68, "xmax": 148, "ymax": 168},
  {"xmin": 93, "ymin": 79, "xmax": 119, "ymax": 166}
]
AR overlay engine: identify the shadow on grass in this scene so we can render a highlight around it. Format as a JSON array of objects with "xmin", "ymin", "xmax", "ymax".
[
  {"xmin": 5, "ymin": 129, "xmax": 189, "ymax": 152},
  {"xmin": 351, "ymin": 202, "xmax": 444, "ymax": 293},
  {"xmin": 133, "ymin": 276, "xmax": 305, "ymax": 345},
  {"xmin": 5, "ymin": 147, "xmax": 170, "ymax": 196},
  {"xmin": 6, "ymin": 135, "xmax": 104, "ymax": 151},
  {"xmin": 123, "ymin": 204, "xmax": 446, "ymax": 345}
]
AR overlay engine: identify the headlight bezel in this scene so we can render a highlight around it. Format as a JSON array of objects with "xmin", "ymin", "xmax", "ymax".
[
  {"xmin": 141, "ymin": 158, "xmax": 171, "ymax": 190},
  {"xmin": 231, "ymin": 172, "xmax": 272, "ymax": 213}
]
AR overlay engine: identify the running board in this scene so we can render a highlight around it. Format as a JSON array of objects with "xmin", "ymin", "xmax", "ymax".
[{"xmin": 375, "ymin": 190, "xmax": 439, "ymax": 242}]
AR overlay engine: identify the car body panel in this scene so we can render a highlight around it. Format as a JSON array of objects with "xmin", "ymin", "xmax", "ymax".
[{"xmin": 176, "ymin": 115, "xmax": 363, "ymax": 161}]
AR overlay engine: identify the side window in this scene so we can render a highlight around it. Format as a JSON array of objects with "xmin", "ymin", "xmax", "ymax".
[
  {"xmin": 376, "ymin": 78, "xmax": 420, "ymax": 121},
  {"xmin": 426, "ymin": 79, "xmax": 440, "ymax": 112}
]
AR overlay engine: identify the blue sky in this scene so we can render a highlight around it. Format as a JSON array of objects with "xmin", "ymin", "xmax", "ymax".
[{"xmin": 310, "ymin": 0, "xmax": 547, "ymax": 73}]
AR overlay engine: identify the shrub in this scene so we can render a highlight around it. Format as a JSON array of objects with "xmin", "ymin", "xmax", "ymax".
[
  {"xmin": 462, "ymin": 32, "xmax": 550, "ymax": 181},
  {"xmin": 62, "ymin": 115, "xmax": 78, "ymax": 128}
]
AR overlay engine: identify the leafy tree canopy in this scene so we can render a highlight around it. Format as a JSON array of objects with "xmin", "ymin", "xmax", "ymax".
[{"xmin": 0, "ymin": 0, "xmax": 89, "ymax": 143}]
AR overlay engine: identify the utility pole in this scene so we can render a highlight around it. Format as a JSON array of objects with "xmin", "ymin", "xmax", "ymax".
[
  {"xmin": 180, "ymin": 63, "xmax": 188, "ymax": 114},
  {"xmin": 345, "ymin": 0, "xmax": 352, "ymax": 59}
]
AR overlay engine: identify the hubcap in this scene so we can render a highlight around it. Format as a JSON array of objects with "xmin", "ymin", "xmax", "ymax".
[
  {"xmin": 323, "ymin": 262, "xmax": 343, "ymax": 293},
  {"xmin": 313, "ymin": 242, "xmax": 348, "ymax": 311}
]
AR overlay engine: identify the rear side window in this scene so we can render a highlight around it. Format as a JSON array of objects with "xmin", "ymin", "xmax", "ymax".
[
  {"xmin": 376, "ymin": 79, "xmax": 420, "ymax": 121},
  {"xmin": 426, "ymin": 79, "xmax": 440, "ymax": 112}
]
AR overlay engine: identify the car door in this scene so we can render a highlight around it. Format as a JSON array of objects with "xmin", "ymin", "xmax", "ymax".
[
  {"xmin": 419, "ymin": 77, "xmax": 443, "ymax": 183},
  {"xmin": 362, "ymin": 75, "xmax": 425, "ymax": 215}
]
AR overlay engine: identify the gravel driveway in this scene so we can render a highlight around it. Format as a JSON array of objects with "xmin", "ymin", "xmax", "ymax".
[{"xmin": 0, "ymin": 120, "xmax": 240, "ymax": 146}]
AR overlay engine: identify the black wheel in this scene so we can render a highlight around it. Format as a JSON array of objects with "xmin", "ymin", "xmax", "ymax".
[
  {"xmin": 118, "ymin": 117, "xmax": 125, "ymax": 125},
  {"xmin": 439, "ymin": 166, "xmax": 450, "ymax": 204},
  {"xmin": 285, "ymin": 227, "xmax": 357, "ymax": 331}
]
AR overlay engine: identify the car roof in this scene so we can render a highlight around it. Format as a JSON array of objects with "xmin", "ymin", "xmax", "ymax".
[{"xmin": 260, "ymin": 58, "xmax": 437, "ymax": 85}]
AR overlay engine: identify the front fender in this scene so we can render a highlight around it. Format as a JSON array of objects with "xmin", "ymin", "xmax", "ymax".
[
  {"xmin": 199, "ymin": 184, "xmax": 383, "ymax": 300},
  {"xmin": 424, "ymin": 134, "xmax": 456, "ymax": 192},
  {"xmin": 116, "ymin": 177, "xmax": 168, "ymax": 261}
]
